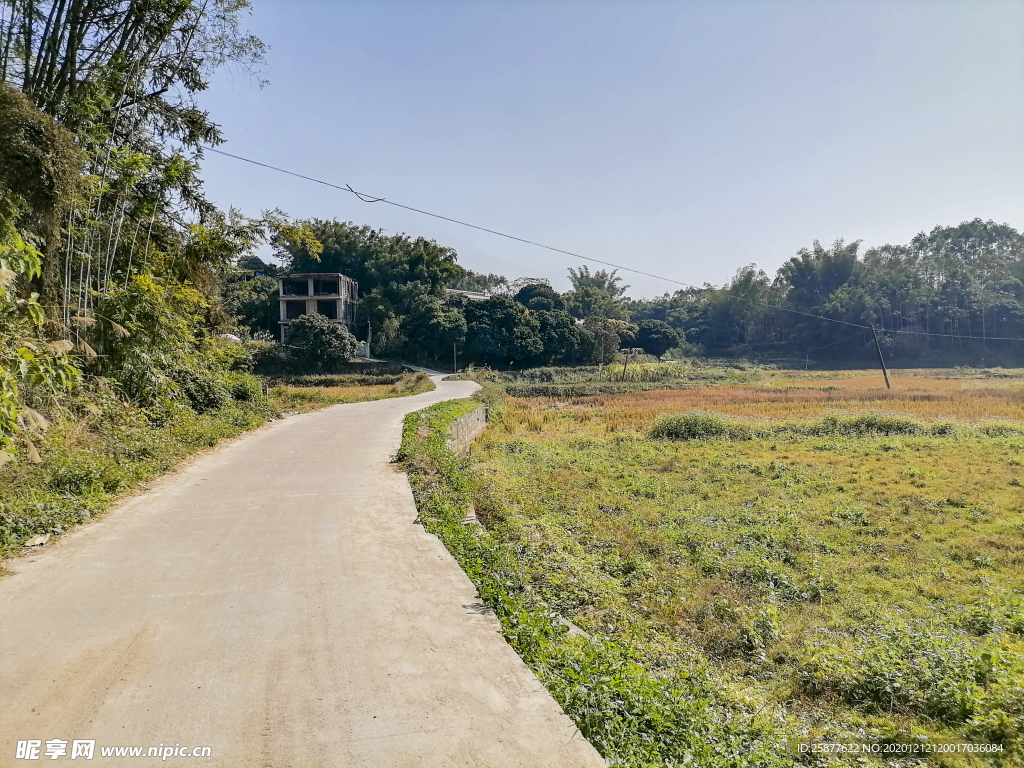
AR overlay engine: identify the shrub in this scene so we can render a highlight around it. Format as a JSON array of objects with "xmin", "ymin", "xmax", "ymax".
[
  {"xmin": 170, "ymin": 365, "xmax": 231, "ymax": 413},
  {"xmin": 285, "ymin": 313, "xmax": 358, "ymax": 371},
  {"xmin": 648, "ymin": 411, "xmax": 749, "ymax": 441},
  {"xmin": 806, "ymin": 413, "xmax": 921, "ymax": 436},
  {"xmin": 979, "ymin": 422, "xmax": 1024, "ymax": 438},
  {"xmin": 799, "ymin": 620, "xmax": 1007, "ymax": 726},
  {"xmin": 46, "ymin": 455, "xmax": 106, "ymax": 495},
  {"xmin": 224, "ymin": 372, "xmax": 264, "ymax": 403}
]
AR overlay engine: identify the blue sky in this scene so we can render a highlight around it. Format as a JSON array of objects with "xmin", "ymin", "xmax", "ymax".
[{"xmin": 198, "ymin": 0, "xmax": 1024, "ymax": 297}]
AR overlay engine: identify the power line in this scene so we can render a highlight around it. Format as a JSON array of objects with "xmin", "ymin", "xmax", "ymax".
[
  {"xmin": 744, "ymin": 299, "xmax": 868, "ymax": 329},
  {"xmin": 801, "ymin": 330, "xmax": 867, "ymax": 355},
  {"xmin": 749, "ymin": 299, "xmax": 1024, "ymax": 340},
  {"xmin": 207, "ymin": 147, "xmax": 859, "ymax": 328},
  {"xmin": 203, "ymin": 146, "xmax": 688, "ymax": 287},
  {"xmin": 203, "ymin": 146, "xmax": 1024, "ymax": 343},
  {"xmin": 887, "ymin": 327, "xmax": 1024, "ymax": 342}
]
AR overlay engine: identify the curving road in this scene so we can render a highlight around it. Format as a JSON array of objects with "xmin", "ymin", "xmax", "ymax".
[{"xmin": 0, "ymin": 376, "xmax": 602, "ymax": 767}]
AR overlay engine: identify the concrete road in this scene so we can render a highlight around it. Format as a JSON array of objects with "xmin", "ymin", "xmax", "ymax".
[{"xmin": 0, "ymin": 377, "xmax": 603, "ymax": 767}]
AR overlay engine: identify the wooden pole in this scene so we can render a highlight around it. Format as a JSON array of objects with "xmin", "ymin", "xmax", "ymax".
[
  {"xmin": 453, "ymin": 342, "xmax": 457, "ymax": 374},
  {"xmin": 869, "ymin": 324, "xmax": 891, "ymax": 389}
]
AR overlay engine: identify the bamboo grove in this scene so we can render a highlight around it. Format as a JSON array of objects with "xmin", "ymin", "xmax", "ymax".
[{"xmin": 0, "ymin": 1, "xmax": 289, "ymax": 451}]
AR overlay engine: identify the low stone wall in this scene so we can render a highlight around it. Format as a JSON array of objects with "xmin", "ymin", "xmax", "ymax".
[{"xmin": 447, "ymin": 405, "xmax": 488, "ymax": 453}]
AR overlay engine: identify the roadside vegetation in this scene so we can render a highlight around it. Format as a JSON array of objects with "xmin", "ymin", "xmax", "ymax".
[
  {"xmin": 402, "ymin": 367, "xmax": 1024, "ymax": 766},
  {"xmin": 0, "ymin": 367, "xmax": 434, "ymax": 558},
  {"xmin": 269, "ymin": 371, "xmax": 434, "ymax": 413},
  {"xmin": 490, "ymin": 360, "xmax": 772, "ymax": 398},
  {"xmin": 0, "ymin": 339, "xmax": 273, "ymax": 556},
  {"xmin": 0, "ymin": 2, "xmax": 436, "ymax": 562}
]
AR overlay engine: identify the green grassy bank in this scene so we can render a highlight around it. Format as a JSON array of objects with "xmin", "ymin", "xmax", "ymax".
[
  {"xmin": 399, "ymin": 370, "xmax": 1024, "ymax": 767},
  {"xmin": 398, "ymin": 395, "xmax": 790, "ymax": 768}
]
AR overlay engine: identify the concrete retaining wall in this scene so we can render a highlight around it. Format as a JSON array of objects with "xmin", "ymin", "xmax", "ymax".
[{"xmin": 447, "ymin": 405, "xmax": 488, "ymax": 453}]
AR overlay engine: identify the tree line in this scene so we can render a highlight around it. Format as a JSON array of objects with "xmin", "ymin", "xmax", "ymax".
[
  {"xmin": 223, "ymin": 219, "xmax": 683, "ymax": 369},
  {"xmin": 226, "ymin": 217, "xmax": 1023, "ymax": 369},
  {"xmin": 630, "ymin": 222, "xmax": 1024, "ymax": 363}
]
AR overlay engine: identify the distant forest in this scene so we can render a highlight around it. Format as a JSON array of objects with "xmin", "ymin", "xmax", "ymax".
[
  {"xmin": 629, "ymin": 219, "xmax": 1024, "ymax": 365},
  {"xmin": 227, "ymin": 218, "xmax": 1024, "ymax": 368}
]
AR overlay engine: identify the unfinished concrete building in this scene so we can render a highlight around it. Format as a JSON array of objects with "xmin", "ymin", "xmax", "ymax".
[{"xmin": 278, "ymin": 273, "xmax": 358, "ymax": 341}]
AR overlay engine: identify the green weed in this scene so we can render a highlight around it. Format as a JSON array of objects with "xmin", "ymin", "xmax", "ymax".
[
  {"xmin": 435, "ymin": 372, "xmax": 1024, "ymax": 765},
  {"xmin": 649, "ymin": 411, "xmax": 751, "ymax": 440},
  {"xmin": 400, "ymin": 399, "xmax": 791, "ymax": 768}
]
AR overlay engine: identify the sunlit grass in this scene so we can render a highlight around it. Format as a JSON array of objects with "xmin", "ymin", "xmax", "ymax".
[
  {"xmin": 505, "ymin": 369, "xmax": 1024, "ymax": 434},
  {"xmin": 269, "ymin": 371, "xmax": 434, "ymax": 413},
  {"xmin": 469, "ymin": 367, "xmax": 1024, "ymax": 763}
]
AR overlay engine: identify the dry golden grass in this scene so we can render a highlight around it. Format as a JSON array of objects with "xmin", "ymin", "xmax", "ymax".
[
  {"xmin": 506, "ymin": 369, "xmax": 1024, "ymax": 434},
  {"xmin": 269, "ymin": 372, "xmax": 435, "ymax": 413},
  {"xmin": 271, "ymin": 383, "xmax": 398, "ymax": 412}
]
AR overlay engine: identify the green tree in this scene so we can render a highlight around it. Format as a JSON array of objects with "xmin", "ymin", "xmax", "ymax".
[
  {"xmin": 565, "ymin": 265, "xmax": 631, "ymax": 320},
  {"xmin": 515, "ymin": 282, "xmax": 565, "ymax": 312},
  {"xmin": 464, "ymin": 296, "xmax": 542, "ymax": 367},
  {"xmin": 1, "ymin": 1, "xmax": 273, "ymax": 321},
  {"xmin": 779, "ymin": 239, "xmax": 861, "ymax": 311},
  {"xmin": 580, "ymin": 316, "xmax": 621, "ymax": 364},
  {"xmin": 88, "ymin": 273, "xmax": 209, "ymax": 406},
  {"xmin": 775, "ymin": 240, "xmax": 862, "ymax": 348},
  {"xmin": 566, "ymin": 285, "xmax": 630, "ymax": 320},
  {"xmin": 286, "ymin": 313, "xmax": 358, "ymax": 372},
  {"xmin": 403, "ymin": 296, "xmax": 466, "ymax": 365},
  {"xmin": 448, "ymin": 269, "xmax": 508, "ymax": 293},
  {"xmin": 636, "ymin": 319, "xmax": 679, "ymax": 358},
  {"xmin": 568, "ymin": 265, "xmax": 630, "ymax": 299},
  {"xmin": 221, "ymin": 274, "xmax": 279, "ymax": 336},
  {"xmin": 0, "ymin": 84, "xmax": 82, "ymax": 254},
  {"xmin": 608, "ymin": 318, "xmax": 639, "ymax": 349},
  {"xmin": 534, "ymin": 309, "xmax": 583, "ymax": 365}
]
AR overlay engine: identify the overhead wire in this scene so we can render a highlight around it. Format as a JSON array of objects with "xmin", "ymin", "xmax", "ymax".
[
  {"xmin": 887, "ymin": 328, "xmax": 1024, "ymax": 342},
  {"xmin": 203, "ymin": 146, "xmax": 1024, "ymax": 343},
  {"xmin": 799, "ymin": 330, "xmax": 868, "ymax": 356},
  {"xmin": 203, "ymin": 146, "xmax": 690, "ymax": 286},
  {"xmin": 747, "ymin": 299, "xmax": 1024, "ymax": 341}
]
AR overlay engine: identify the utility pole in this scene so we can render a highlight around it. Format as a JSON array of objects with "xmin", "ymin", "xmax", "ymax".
[
  {"xmin": 869, "ymin": 324, "xmax": 891, "ymax": 389},
  {"xmin": 622, "ymin": 347, "xmax": 640, "ymax": 381},
  {"xmin": 453, "ymin": 342, "xmax": 457, "ymax": 374},
  {"xmin": 805, "ymin": 354, "xmax": 808, "ymax": 371}
]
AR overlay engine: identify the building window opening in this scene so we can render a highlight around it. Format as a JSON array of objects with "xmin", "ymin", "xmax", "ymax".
[
  {"xmin": 314, "ymin": 280, "xmax": 339, "ymax": 296},
  {"xmin": 282, "ymin": 279, "xmax": 309, "ymax": 296},
  {"xmin": 316, "ymin": 300, "xmax": 339, "ymax": 320},
  {"xmin": 285, "ymin": 300, "xmax": 307, "ymax": 320}
]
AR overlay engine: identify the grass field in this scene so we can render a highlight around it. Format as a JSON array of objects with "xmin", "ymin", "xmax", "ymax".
[{"xmin": 448, "ymin": 367, "xmax": 1024, "ymax": 765}]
